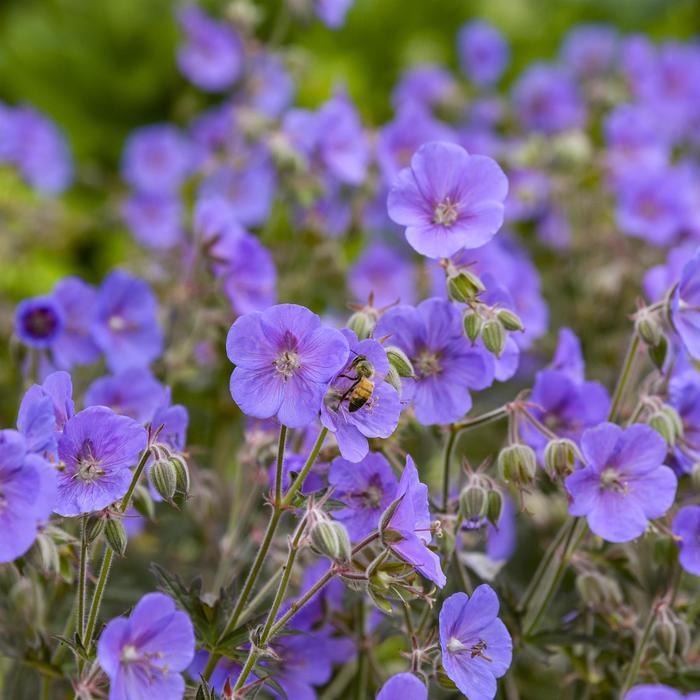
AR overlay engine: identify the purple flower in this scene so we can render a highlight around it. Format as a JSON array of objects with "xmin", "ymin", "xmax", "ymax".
[
  {"xmin": 15, "ymin": 295, "xmax": 65, "ymax": 349},
  {"xmin": 671, "ymin": 249, "xmax": 700, "ymax": 359},
  {"xmin": 55, "ymin": 406, "xmax": 148, "ymax": 516},
  {"xmin": 122, "ymin": 192, "xmax": 183, "ymax": 250},
  {"xmin": 348, "ymin": 243, "xmax": 416, "ymax": 307},
  {"xmin": 92, "ymin": 271, "xmax": 164, "ymax": 372},
  {"xmin": 97, "ymin": 592, "xmax": 194, "ymax": 700},
  {"xmin": 392, "ymin": 64, "xmax": 458, "ymax": 112},
  {"xmin": 504, "ymin": 168, "xmax": 550, "ymax": 223},
  {"xmin": 512, "ymin": 64, "xmax": 585, "ymax": 134},
  {"xmin": 560, "ymin": 24, "xmax": 618, "ymax": 77},
  {"xmin": 457, "ymin": 21, "xmax": 509, "ymax": 86},
  {"xmin": 122, "ymin": 124, "xmax": 193, "ymax": 194},
  {"xmin": 151, "ymin": 399, "xmax": 189, "ymax": 453},
  {"xmin": 376, "ymin": 298, "xmax": 494, "ymax": 425},
  {"xmin": 565, "ymin": 423, "xmax": 677, "ymax": 543},
  {"xmin": 668, "ymin": 370, "xmax": 700, "ymax": 474},
  {"xmin": 177, "ymin": 5, "xmax": 242, "ymax": 92},
  {"xmin": 315, "ymin": 0, "xmax": 354, "ymax": 28},
  {"xmin": 240, "ymin": 52, "xmax": 294, "ymax": 118},
  {"xmin": 550, "ymin": 327, "xmax": 585, "ymax": 383},
  {"xmin": 0, "ymin": 430, "xmax": 57, "ymax": 563},
  {"xmin": 672, "ymin": 505, "xmax": 700, "ymax": 576},
  {"xmin": 382, "ymin": 455, "xmax": 446, "ymax": 587},
  {"xmin": 52, "ymin": 277, "xmax": 101, "ymax": 369},
  {"xmin": 624, "ymin": 686, "xmax": 696, "ymax": 700},
  {"xmin": 377, "ymin": 672, "xmax": 428, "ymax": 700},
  {"xmin": 439, "ymin": 585, "xmax": 512, "ymax": 700},
  {"xmin": 486, "ymin": 495, "xmax": 516, "ymax": 562},
  {"xmin": 226, "ymin": 304, "xmax": 349, "ymax": 429},
  {"xmin": 269, "ymin": 452, "xmax": 325, "ymax": 495},
  {"xmin": 329, "ymin": 452, "xmax": 398, "ymax": 540},
  {"xmin": 188, "ymin": 651, "xmax": 248, "ymax": 694},
  {"xmin": 387, "ymin": 141, "xmax": 508, "ymax": 259},
  {"xmin": 321, "ymin": 330, "xmax": 401, "ymax": 462}
]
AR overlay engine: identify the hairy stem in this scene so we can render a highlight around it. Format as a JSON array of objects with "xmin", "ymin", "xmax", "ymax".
[
  {"xmin": 608, "ymin": 333, "xmax": 641, "ymax": 422},
  {"xmin": 77, "ymin": 516, "xmax": 88, "ymax": 640},
  {"xmin": 620, "ymin": 601, "xmax": 659, "ymax": 694},
  {"xmin": 441, "ymin": 429, "xmax": 457, "ymax": 513}
]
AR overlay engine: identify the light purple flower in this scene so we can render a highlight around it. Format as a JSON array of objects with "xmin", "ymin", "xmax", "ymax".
[
  {"xmin": 55, "ymin": 406, "xmax": 148, "ymax": 516},
  {"xmin": 624, "ymin": 686, "xmax": 692, "ymax": 700},
  {"xmin": 122, "ymin": 192, "xmax": 183, "ymax": 250},
  {"xmin": 15, "ymin": 295, "xmax": 65, "ymax": 349},
  {"xmin": 348, "ymin": 243, "xmax": 416, "ymax": 307},
  {"xmin": 97, "ymin": 592, "xmax": 194, "ymax": 700},
  {"xmin": 457, "ymin": 21, "xmax": 509, "ymax": 86},
  {"xmin": 52, "ymin": 277, "xmax": 101, "ymax": 369},
  {"xmin": 565, "ymin": 423, "xmax": 677, "ymax": 543},
  {"xmin": 560, "ymin": 24, "xmax": 618, "ymax": 76},
  {"xmin": 315, "ymin": 0, "xmax": 354, "ymax": 28},
  {"xmin": 672, "ymin": 505, "xmax": 700, "ymax": 576},
  {"xmin": 486, "ymin": 495, "xmax": 516, "ymax": 562},
  {"xmin": 240, "ymin": 52, "xmax": 294, "ymax": 118},
  {"xmin": 550, "ymin": 327, "xmax": 585, "ymax": 383},
  {"xmin": 92, "ymin": 271, "xmax": 164, "ymax": 372},
  {"xmin": 439, "ymin": 585, "xmax": 512, "ymax": 700},
  {"xmin": 392, "ymin": 64, "xmax": 458, "ymax": 112},
  {"xmin": 226, "ymin": 304, "xmax": 349, "ymax": 429},
  {"xmin": 377, "ymin": 672, "xmax": 428, "ymax": 700},
  {"xmin": 387, "ymin": 141, "xmax": 508, "ymax": 259},
  {"xmin": 504, "ymin": 168, "xmax": 550, "ymax": 223},
  {"xmin": 671, "ymin": 249, "xmax": 700, "ymax": 360},
  {"xmin": 668, "ymin": 370, "xmax": 700, "ymax": 474},
  {"xmin": 376, "ymin": 298, "xmax": 494, "ymax": 425},
  {"xmin": 329, "ymin": 452, "xmax": 398, "ymax": 540},
  {"xmin": 0, "ymin": 430, "xmax": 57, "ymax": 563},
  {"xmin": 382, "ymin": 455, "xmax": 446, "ymax": 587},
  {"xmin": 188, "ymin": 651, "xmax": 248, "ymax": 694}
]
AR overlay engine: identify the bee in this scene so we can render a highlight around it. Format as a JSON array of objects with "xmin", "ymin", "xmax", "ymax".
[{"xmin": 338, "ymin": 355, "xmax": 375, "ymax": 413}]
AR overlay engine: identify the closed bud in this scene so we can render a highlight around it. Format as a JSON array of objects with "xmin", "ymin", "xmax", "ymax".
[
  {"xmin": 654, "ymin": 611, "xmax": 677, "ymax": 658},
  {"xmin": 386, "ymin": 346, "xmax": 414, "ymax": 378},
  {"xmin": 459, "ymin": 484, "xmax": 488, "ymax": 521},
  {"xmin": 498, "ymin": 444, "xmax": 537, "ymax": 485},
  {"xmin": 384, "ymin": 365, "xmax": 402, "ymax": 394},
  {"xmin": 348, "ymin": 311, "xmax": 375, "ymax": 340},
  {"xmin": 544, "ymin": 438, "xmax": 578, "ymax": 479},
  {"xmin": 649, "ymin": 333, "xmax": 668, "ymax": 371},
  {"xmin": 463, "ymin": 311, "xmax": 483, "ymax": 343},
  {"xmin": 151, "ymin": 459, "xmax": 178, "ymax": 501},
  {"xmin": 482, "ymin": 319, "xmax": 506, "ymax": 357},
  {"xmin": 674, "ymin": 617, "xmax": 690, "ymax": 658},
  {"xmin": 171, "ymin": 455, "xmax": 191, "ymax": 498},
  {"xmin": 497, "ymin": 309, "xmax": 524, "ymax": 332},
  {"xmin": 133, "ymin": 484, "xmax": 156, "ymax": 521},
  {"xmin": 85, "ymin": 515, "xmax": 106, "ymax": 544},
  {"xmin": 648, "ymin": 411, "xmax": 677, "ymax": 446},
  {"xmin": 310, "ymin": 520, "xmax": 351, "ymax": 563},
  {"xmin": 661, "ymin": 405, "xmax": 683, "ymax": 441},
  {"xmin": 487, "ymin": 489, "xmax": 503, "ymax": 526},
  {"xmin": 636, "ymin": 309, "xmax": 663, "ymax": 348},
  {"xmin": 576, "ymin": 571, "xmax": 608, "ymax": 608},
  {"xmin": 447, "ymin": 270, "xmax": 485, "ymax": 303},
  {"xmin": 104, "ymin": 518, "xmax": 128, "ymax": 557}
]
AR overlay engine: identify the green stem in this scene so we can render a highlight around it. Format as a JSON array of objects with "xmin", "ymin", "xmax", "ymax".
[
  {"xmin": 453, "ymin": 405, "xmax": 510, "ymax": 433},
  {"xmin": 442, "ymin": 429, "xmax": 457, "ymax": 513},
  {"xmin": 269, "ymin": 568, "xmax": 335, "ymax": 636},
  {"xmin": 355, "ymin": 599, "xmax": 368, "ymax": 700},
  {"xmin": 274, "ymin": 425, "xmax": 288, "ymax": 506},
  {"xmin": 281, "ymin": 427, "xmax": 327, "ymax": 508},
  {"xmin": 77, "ymin": 516, "xmax": 88, "ymax": 639},
  {"xmin": 608, "ymin": 333, "xmax": 641, "ymax": 422},
  {"xmin": 619, "ymin": 601, "xmax": 659, "ymax": 694}
]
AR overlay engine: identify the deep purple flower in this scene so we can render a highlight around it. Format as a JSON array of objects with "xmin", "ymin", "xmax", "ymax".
[
  {"xmin": 97, "ymin": 592, "xmax": 194, "ymax": 700},
  {"xmin": 348, "ymin": 243, "xmax": 416, "ymax": 307},
  {"xmin": 439, "ymin": 585, "xmax": 512, "ymax": 700},
  {"xmin": 377, "ymin": 672, "xmax": 428, "ymax": 700},
  {"xmin": 122, "ymin": 192, "xmax": 183, "ymax": 250},
  {"xmin": 565, "ymin": 423, "xmax": 677, "ymax": 543},
  {"xmin": 15, "ymin": 295, "xmax": 65, "ymax": 349},
  {"xmin": 321, "ymin": 330, "xmax": 401, "ymax": 462},
  {"xmin": 376, "ymin": 298, "xmax": 494, "ymax": 425},
  {"xmin": 226, "ymin": 304, "xmax": 349, "ymax": 429},
  {"xmin": 560, "ymin": 24, "xmax": 618, "ymax": 76},
  {"xmin": 329, "ymin": 452, "xmax": 398, "ymax": 540},
  {"xmin": 55, "ymin": 406, "xmax": 148, "ymax": 516},
  {"xmin": 52, "ymin": 277, "xmax": 101, "ymax": 369},
  {"xmin": 457, "ymin": 21, "xmax": 509, "ymax": 86},
  {"xmin": 671, "ymin": 249, "xmax": 700, "ymax": 360},
  {"xmin": 392, "ymin": 64, "xmax": 458, "ymax": 112},
  {"xmin": 92, "ymin": 271, "xmax": 164, "ymax": 372},
  {"xmin": 382, "ymin": 455, "xmax": 446, "ymax": 587},
  {"xmin": 672, "ymin": 505, "xmax": 700, "ymax": 576},
  {"xmin": 387, "ymin": 141, "xmax": 508, "ymax": 259},
  {"xmin": 176, "ymin": 5, "xmax": 242, "ymax": 92},
  {"xmin": 122, "ymin": 124, "xmax": 193, "ymax": 194},
  {"xmin": 512, "ymin": 64, "xmax": 585, "ymax": 134},
  {"xmin": 0, "ymin": 430, "xmax": 57, "ymax": 563},
  {"xmin": 315, "ymin": 0, "xmax": 354, "ymax": 28}
]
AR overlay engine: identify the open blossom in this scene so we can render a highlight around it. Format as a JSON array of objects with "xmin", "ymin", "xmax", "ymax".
[
  {"xmin": 348, "ymin": 242, "xmax": 416, "ymax": 307},
  {"xmin": 377, "ymin": 672, "xmax": 428, "ymax": 700},
  {"xmin": 329, "ymin": 452, "xmax": 398, "ymax": 540},
  {"xmin": 226, "ymin": 304, "xmax": 349, "ymax": 429},
  {"xmin": 122, "ymin": 192, "xmax": 183, "ymax": 250},
  {"xmin": 0, "ymin": 430, "xmax": 57, "ymax": 563},
  {"xmin": 439, "ymin": 585, "xmax": 512, "ymax": 700},
  {"xmin": 97, "ymin": 592, "xmax": 194, "ymax": 700},
  {"xmin": 392, "ymin": 64, "xmax": 458, "ymax": 112},
  {"xmin": 671, "ymin": 248, "xmax": 700, "ymax": 360},
  {"xmin": 672, "ymin": 506, "xmax": 700, "ymax": 576},
  {"xmin": 15, "ymin": 295, "xmax": 64, "ymax": 349},
  {"xmin": 376, "ymin": 298, "xmax": 494, "ymax": 425},
  {"xmin": 55, "ymin": 407, "xmax": 148, "ymax": 516},
  {"xmin": 52, "ymin": 277, "xmax": 101, "ymax": 369},
  {"xmin": 561, "ymin": 24, "xmax": 618, "ymax": 76},
  {"xmin": 457, "ymin": 21, "xmax": 509, "ymax": 86},
  {"xmin": 565, "ymin": 423, "xmax": 677, "ymax": 543},
  {"xmin": 382, "ymin": 455, "xmax": 446, "ymax": 588},
  {"xmin": 387, "ymin": 141, "xmax": 508, "ymax": 258}
]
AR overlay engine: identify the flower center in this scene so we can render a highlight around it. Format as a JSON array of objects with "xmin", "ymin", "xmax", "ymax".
[
  {"xmin": 121, "ymin": 644, "xmax": 141, "ymax": 664},
  {"xmin": 414, "ymin": 350, "xmax": 442, "ymax": 378},
  {"xmin": 274, "ymin": 350, "xmax": 301, "ymax": 379},
  {"xmin": 24, "ymin": 307, "xmax": 59, "ymax": 339},
  {"xmin": 433, "ymin": 198, "xmax": 459, "ymax": 227},
  {"xmin": 75, "ymin": 439, "xmax": 104, "ymax": 483},
  {"xmin": 108, "ymin": 315, "xmax": 127, "ymax": 332},
  {"xmin": 447, "ymin": 636, "xmax": 467, "ymax": 653},
  {"xmin": 362, "ymin": 477, "xmax": 384, "ymax": 509},
  {"xmin": 600, "ymin": 467, "xmax": 626, "ymax": 493}
]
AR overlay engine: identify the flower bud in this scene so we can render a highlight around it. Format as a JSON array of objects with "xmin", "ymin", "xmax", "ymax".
[
  {"xmin": 384, "ymin": 365, "xmax": 402, "ymax": 394},
  {"xmin": 648, "ymin": 411, "xmax": 677, "ymax": 447},
  {"xmin": 104, "ymin": 518, "xmax": 128, "ymax": 557},
  {"xmin": 635, "ymin": 309, "xmax": 663, "ymax": 348},
  {"xmin": 486, "ymin": 489, "xmax": 503, "ymax": 526},
  {"xmin": 151, "ymin": 459, "xmax": 178, "ymax": 502},
  {"xmin": 497, "ymin": 309, "xmax": 524, "ymax": 332},
  {"xmin": 661, "ymin": 405, "xmax": 683, "ymax": 441},
  {"xmin": 85, "ymin": 514, "xmax": 106, "ymax": 544},
  {"xmin": 459, "ymin": 484, "xmax": 488, "ymax": 521},
  {"xmin": 385, "ymin": 346, "xmax": 414, "ymax": 378},
  {"xmin": 674, "ymin": 617, "xmax": 690, "ymax": 658},
  {"xmin": 170, "ymin": 454, "xmax": 191, "ymax": 508},
  {"xmin": 463, "ymin": 311, "xmax": 482, "ymax": 343},
  {"xmin": 482, "ymin": 319, "xmax": 506, "ymax": 357},
  {"xmin": 310, "ymin": 520, "xmax": 351, "ymax": 563},
  {"xmin": 544, "ymin": 438, "xmax": 578, "ymax": 479},
  {"xmin": 655, "ymin": 612, "xmax": 677, "ymax": 658},
  {"xmin": 498, "ymin": 444, "xmax": 536, "ymax": 485},
  {"xmin": 576, "ymin": 571, "xmax": 608, "ymax": 608},
  {"xmin": 348, "ymin": 311, "xmax": 375, "ymax": 340},
  {"xmin": 447, "ymin": 269, "xmax": 485, "ymax": 303},
  {"xmin": 649, "ymin": 333, "xmax": 668, "ymax": 371}
]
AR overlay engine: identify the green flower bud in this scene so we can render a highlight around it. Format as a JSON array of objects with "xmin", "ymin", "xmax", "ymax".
[
  {"xmin": 459, "ymin": 484, "xmax": 488, "ymax": 521},
  {"xmin": 384, "ymin": 365, "xmax": 402, "ymax": 394},
  {"xmin": 85, "ymin": 514, "xmax": 106, "ymax": 544},
  {"xmin": 170, "ymin": 454, "xmax": 191, "ymax": 504},
  {"xmin": 447, "ymin": 269, "xmax": 485, "ymax": 303},
  {"xmin": 482, "ymin": 319, "xmax": 506, "ymax": 357},
  {"xmin": 385, "ymin": 346, "xmax": 414, "ymax": 378},
  {"xmin": 104, "ymin": 518, "xmax": 128, "ymax": 558},
  {"xmin": 661, "ymin": 405, "xmax": 683, "ymax": 441},
  {"xmin": 486, "ymin": 489, "xmax": 503, "ymax": 526},
  {"xmin": 649, "ymin": 333, "xmax": 668, "ymax": 371},
  {"xmin": 498, "ymin": 444, "xmax": 537, "ymax": 485},
  {"xmin": 576, "ymin": 571, "xmax": 608, "ymax": 608},
  {"xmin": 463, "ymin": 311, "xmax": 483, "ymax": 343},
  {"xmin": 348, "ymin": 311, "xmax": 375, "ymax": 340},
  {"xmin": 151, "ymin": 459, "xmax": 178, "ymax": 502},
  {"xmin": 648, "ymin": 411, "xmax": 677, "ymax": 446},
  {"xmin": 674, "ymin": 617, "xmax": 690, "ymax": 658},
  {"xmin": 310, "ymin": 520, "xmax": 351, "ymax": 563},
  {"xmin": 497, "ymin": 309, "xmax": 524, "ymax": 332},
  {"xmin": 655, "ymin": 610, "xmax": 677, "ymax": 658},
  {"xmin": 544, "ymin": 438, "xmax": 578, "ymax": 479},
  {"xmin": 636, "ymin": 309, "xmax": 663, "ymax": 347}
]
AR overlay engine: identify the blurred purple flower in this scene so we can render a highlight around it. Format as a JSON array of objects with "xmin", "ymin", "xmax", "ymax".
[
  {"xmin": 268, "ymin": 452, "xmax": 325, "ymax": 496},
  {"xmin": 240, "ymin": 52, "xmax": 295, "ymax": 118},
  {"xmin": 226, "ymin": 304, "xmax": 349, "ymax": 429},
  {"xmin": 377, "ymin": 672, "xmax": 428, "ymax": 700},
  {"xmin": 668, "ymin": 370, "xmax": 700, "ymax": 474},
  {"xmin": 97, "ymin": 592, "xmax": 194, "ymax": 700},
  {"xmin": 560, "ymin": 24, "xmax": 618, "ymax": 76},
  {"xmin": 486, "ymin": 494, "xmax": 516, "ymax": 561},
  {"xmin": 439, "ymin": 585, "xmax": 512, "ymax": 700},
  {"xmin": 55, "ymin": 406, "xmax": 147, "ymax": 516},
  {"xmin": 315, "ymin": 0, "xmax": 355, "ymax": 28},
  {"xmin": 550, "ymin": 327, "xmax": 585, "ymax": 383},
  {"xmin": 504, "ymin": 168, "xmax": 550, "ymax": 223},
  {"xmin": 348, "ymin": 243, "xmax": 416, "ymax": 307},
  {"xmin": 565, "ymin": 423, "xmax": 677, "ymax": 543},
  {"xmin": 392, "ymin": 64, "xmax": 458, "ymax": 112},
  {"xmin": 672, "ymin": 505, "xmax": 700, "ymax": 576},
  {"xmin": 121, "ymin": 192, "xmax": 183, "ymax": 250},
  {"xmin": 671, "ymin": 249, "xmax": 700, "ymax": 359},
  {"xmin": 457, "ymin": 21, "xmax": 509, "ymax": 86},
  {"xmin": 625, "ymin": 685, "xmax": 699, "ymax": 700},
  {"xmin": 15, "ymin": 295, "xmax": 64, "ymax": 349},
  {"xmin": 387, "ymin": 141, "xmax": 508, "ymax": 259},
  {"xmin": 52, "ymin": 277, "xmax": 101, "ymax": 369}
]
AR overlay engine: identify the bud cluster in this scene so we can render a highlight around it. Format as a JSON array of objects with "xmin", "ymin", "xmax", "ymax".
[
  {"xmin": 458, "ymin": 474, "xmax": 503, "ymax": 527},
  {"xmin": 149, "ymin": 443, "xmax": 191, "ymax": 507}
]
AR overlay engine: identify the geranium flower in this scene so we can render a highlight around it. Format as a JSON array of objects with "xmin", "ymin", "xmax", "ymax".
[
  {"xmin": 672, "ymin": 505, "xmax": 700, "ymax": 576},
  {"xmin": 377, "ymin": 672, "xmax": 428, "ymax": 700}
]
